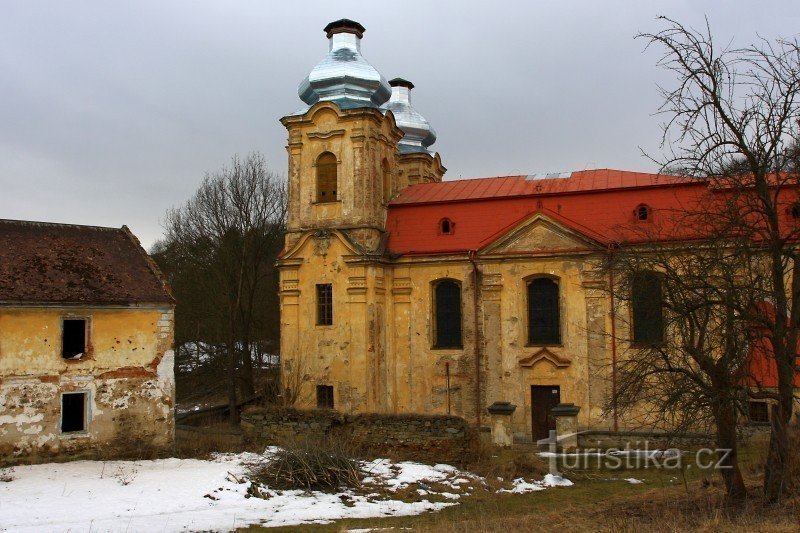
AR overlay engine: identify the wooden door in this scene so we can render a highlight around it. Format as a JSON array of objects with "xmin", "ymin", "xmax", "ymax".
[{"xmin": 531, "ymin": 385, "xmax": 561, "ymax": 441}]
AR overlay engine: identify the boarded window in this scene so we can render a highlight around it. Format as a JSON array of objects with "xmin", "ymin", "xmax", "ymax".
[
  {"xmin": 61, "ymin": 392, "xmax": 87, "ymax": 433},
  {"xmin": 631, "ymin": 272, "xmax": 664, "ymax": 345},
  {"xmin": 749, "ymin": 401, "xmax": 769, "ymax": 424},
  {"xmin": 316, "ymin": 385, "xmax": 334, "ymax": 409},
  {"xmin": 434, "ymin": 280, "xmax": 462, "ymax": 348},
  {"xmin": 62, "ymin": 318, "xmax": 87, "ymax": 359},
  {"xmin": 528, "ymin": 278, "xmax": 560, "ymax": 344},
  {"xmin": 316, "ymin": 283, "xmax": 333, "ymax": 325},
  {"xmin": 316, "ymin": 152, "xmax": 338, "ymax": 202}
]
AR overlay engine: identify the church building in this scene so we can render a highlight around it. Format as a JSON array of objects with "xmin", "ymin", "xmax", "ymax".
[{"xmin": 276, "ymin": 19, "xmax": 788, "ymax": 441}]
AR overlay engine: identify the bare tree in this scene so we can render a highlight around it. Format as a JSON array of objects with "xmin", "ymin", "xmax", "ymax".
[
  {"xmin": 639, "ymin": 16, "xmax": 800, "ymax": 501},
  {"xmin": 159, "ymin": 152, "xmax": 286, "ymax": 426},
  {"xmin": 608, "ymin": 217, "xmax": 754, "ymax": 500}
]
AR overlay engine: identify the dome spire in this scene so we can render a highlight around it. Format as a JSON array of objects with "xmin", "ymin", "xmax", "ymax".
[
  {"xmin": 382, "ymin": 78, "xmax": 437, "ymax": 154},
  {"xmin": 296, "ymin": 19, "xmax": 391, "ymax": 112}
]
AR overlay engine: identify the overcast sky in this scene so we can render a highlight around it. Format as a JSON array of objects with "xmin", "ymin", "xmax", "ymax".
[{"xmin": 2, "ymin": 1, "xmax": 799, "ymax": 248}]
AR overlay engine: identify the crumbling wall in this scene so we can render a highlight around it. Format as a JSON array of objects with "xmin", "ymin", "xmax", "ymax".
[
  {"xmin": 0, "ymin": 307, "xmax": 175, "ymax": 464},
  {"xmin": 241, "ymin": 406, "xmax": 476, "ymax": 464}
]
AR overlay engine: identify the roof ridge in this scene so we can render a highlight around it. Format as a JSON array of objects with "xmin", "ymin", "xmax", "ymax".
[
  {"xmin": 0, "ymin": 218, "xmax": 121, "ymax": 231},
  {"xmin": 406, "ymin": 168, "xmax": 673, "ymax": 187}
]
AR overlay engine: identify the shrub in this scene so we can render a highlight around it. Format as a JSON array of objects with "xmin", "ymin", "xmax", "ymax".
[{"xmin": 248, "ymin": 439, "xmax": 363, "ymax": 493}]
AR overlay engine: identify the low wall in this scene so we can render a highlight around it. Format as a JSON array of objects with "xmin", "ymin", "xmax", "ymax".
[
  {"xmin": 241, "ymin": 407, "xmax": 476, "ymax": 464},
  {"xmin": 577, "ymin": 431, "xmax": 715, "ymax": 450}
]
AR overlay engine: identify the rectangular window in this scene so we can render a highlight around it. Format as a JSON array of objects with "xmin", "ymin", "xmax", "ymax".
[
  {"xmin": 61, "ymin": 392, "xmax": 87, "ymax": 433},
  {"xmin": 316, "ymin": 284, "xmax": 333, "ymax": 325},
  {"xmin": 631, "ymin": 273, "xmax": 664, "ymax": 345},
  {"xmin": 749, "ymin": 401, "xmax": 769, "ymax": 424},
  {"xmin": 62, "ymin": 318, "xmax": 88, "ymax": 359},
  {"xmin": 316, "ymin": 385, "xmax": 334, "ymax": 409}
]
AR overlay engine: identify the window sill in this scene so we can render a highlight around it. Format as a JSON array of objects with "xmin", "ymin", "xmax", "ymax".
[
  {"xmin": 60, "ymin": 431, "xmax": 91, "ymax": 439},
  {"xmin": 630, "ymin": 342, "xmax": 664, "ymax": 349},
  {"xmin": 315, "ymin": 324, "xmax": 334, "ymax": 328},
  {"xmin": 525, "ymin": 343, "xmax": 563, "ymax": 348},
  {"xmin": 432, "ymin": 346, "xmax": 464, "ymax": 351},
  {"xmin": 312, "ymin": 200, "xmax": 340, "ymax": 205}
]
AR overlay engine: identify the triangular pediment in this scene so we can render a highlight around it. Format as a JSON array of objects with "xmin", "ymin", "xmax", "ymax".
[
  {"xmin": 481, "ymin": 212, "xmax": 604, "ymax": 254},
  {"xmin": 279, "ymin": 229, "xmax": 361, "ymax": 261},
  {"xmin": 519, "ymin": 348, "xmax": 572, "ymax": 369}
]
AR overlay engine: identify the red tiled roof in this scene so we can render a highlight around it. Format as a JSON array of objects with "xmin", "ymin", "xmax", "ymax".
[
  {"xmin": 390, "ymin": 170, "xmax": 696, "ymax": 205},
  {"xmin": 0, "ymin": 220, "xmax": 173, "ymax": 305},
  {"xmin": 386, "ymin": 170, "xmax": 708, "ymax": 255}
]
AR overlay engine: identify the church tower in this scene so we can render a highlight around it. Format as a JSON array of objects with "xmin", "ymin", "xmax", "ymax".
[
  {"xmin": 278, "ymin": 19, "xmax": 446, "ymax": 415},
  {"xmin": 280, "ymin": 19, "xmax": 403, "ymax": 254}
]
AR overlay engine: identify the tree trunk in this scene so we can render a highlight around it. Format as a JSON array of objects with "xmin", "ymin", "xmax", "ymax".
[
  {"xmin": 240, "ymin": 339, "xmax": 255, "ymax": 399},
  {"xmin": 227, "ymin": 332, "xmax": 240, "ymax": 427},
  {"xmin": 764, "ymin": 402, "xmax": 792, "ymax": 501},
  {"xmin": 716, "ymin": 403, "xmax": 747, "ymax": 501}
]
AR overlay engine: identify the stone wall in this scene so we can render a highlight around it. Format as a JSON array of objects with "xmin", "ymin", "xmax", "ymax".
[{"xmin": 241, "ymin": 407, "xmax": 476, "ymax": 464}]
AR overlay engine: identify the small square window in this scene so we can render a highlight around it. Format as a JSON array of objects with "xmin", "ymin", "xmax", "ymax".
[
  {"xmin": 61, "ymin": 392, "xmax": 87, "ymax": 433},
  {"xmin": 316, "ymin": 385, "xmax": 334, "ymax": 409},
  {"xmin": 749, "ymin": 401, "xmax": 769, "ymax": 424},
  {"xmin": 62, "ymin": 318, "xmax": 88, "ymax": 359}
]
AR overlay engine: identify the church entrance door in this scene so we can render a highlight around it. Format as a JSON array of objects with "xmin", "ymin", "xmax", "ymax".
[{"xmin": 531, "ymin": 385, "xmax": 560, "ymax": 442}]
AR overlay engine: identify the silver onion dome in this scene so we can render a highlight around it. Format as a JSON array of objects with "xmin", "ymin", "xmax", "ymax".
[
  {"xmin": 296, "ymin": 19, "xmax": 391, "ymax": 112},
  {"xmin": 382, "ymin": 78, "xmax": 437, "ymax": 154}
]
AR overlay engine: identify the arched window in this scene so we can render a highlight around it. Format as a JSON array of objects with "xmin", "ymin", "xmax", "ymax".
[
  {"xmin": 790, "ymin": 202, "xmax": 800, "ymax": 220},
  {"xmin": 631, "ymin": 272, "xmax": 664, "ymax": 345},
  {"xmin": 434, "ymin": 280, "xmax": 462, "ymax": 348},
  {"xmin": 527, "ymin": 278, "xmax": 560, "ymax": 344},
  {"xmin": 439, "ymin": 218, "xmax": 454, "ymax": 235},
  {"xmin": 316, "ymin": 152, "xmax": 338, "ymax": 203},
  {"xmin": 635, "ymin": 204, "xmax": 652, "ymax": 221}
]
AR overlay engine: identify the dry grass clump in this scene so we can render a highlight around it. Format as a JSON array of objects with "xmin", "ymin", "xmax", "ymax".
[{"xmin": 248, "ymin": 438, "xmax": 363, "ymax": 493}]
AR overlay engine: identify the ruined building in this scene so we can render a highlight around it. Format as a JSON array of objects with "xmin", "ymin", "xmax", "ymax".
[
  {"xmin": 0, "ymin": 220, "xmax": 175, "ymax": 462},
  {"xmin": 278, "ymin": 20, "xmax": 795, "ymax": 442}
]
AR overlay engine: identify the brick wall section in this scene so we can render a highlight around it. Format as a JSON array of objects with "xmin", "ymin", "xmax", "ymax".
[{"xmin": 241, "ymin": 406, "xmax": 477, "ymax": 464}]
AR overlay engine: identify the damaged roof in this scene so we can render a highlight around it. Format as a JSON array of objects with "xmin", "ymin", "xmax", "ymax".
[{"xmin": 0, "ymin": 219, "xmax": 173, "ymax": 305}]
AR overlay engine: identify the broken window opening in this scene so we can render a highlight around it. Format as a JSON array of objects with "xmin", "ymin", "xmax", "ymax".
[
  {"xmin": 61, "ymin": 392, "xmax": 87, "ymax": 433},
  {"xmin": 316, "ymin": 385, "xmax": 334, "ymax": 409},
  {"xmin": 62, "ymin": 318, "xmax": 87, "ymax": 359}
]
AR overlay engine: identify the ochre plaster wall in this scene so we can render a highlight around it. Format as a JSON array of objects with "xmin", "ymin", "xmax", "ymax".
[
  {"xmin": 0, "ymin": 306, "xmax": 175, "ymax": 462},
  {"xmin": 278, "ymin": 100, "xmax": 619, "ymax": 441}
]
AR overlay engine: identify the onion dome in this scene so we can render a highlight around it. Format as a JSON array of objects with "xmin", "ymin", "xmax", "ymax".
[
  {"xmin": 297, "ymin": 19, "xmax": 391, "ymax": 112},
  {"xmin": 382, "ymin": 78, "xmax": 437, "ymax": 154}
]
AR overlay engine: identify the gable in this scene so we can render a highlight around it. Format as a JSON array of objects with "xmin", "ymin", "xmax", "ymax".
[
  {"xmin": 280, "ymin": 229, "xmax": 362, "ymax": 261},
  {"xmin": 480, "ymin": 213, "xmax": 603, "ymax": 255}
]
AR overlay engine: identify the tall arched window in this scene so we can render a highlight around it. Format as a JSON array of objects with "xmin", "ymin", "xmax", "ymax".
[
  {"xmin": 434, "ymin": 280, "xmax": 462, "ymax": 348},
  {"xmin": 631, "ymin": 272, "xmax": 664, "ymax": 345},
  {"xmin": 316, "ymin": 152, "xmax": 338, "ymax": 203},
  {"xmin": 527, "ymin": 277, "xmax": 560, "ymax": 344}
]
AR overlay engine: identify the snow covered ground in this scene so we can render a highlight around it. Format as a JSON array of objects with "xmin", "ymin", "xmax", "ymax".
[{"xmin": 0, "ymin": 451, "xmax": 572, "ymax": 532}]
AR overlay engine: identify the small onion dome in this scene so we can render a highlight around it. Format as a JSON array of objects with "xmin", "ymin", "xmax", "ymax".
[
  {"xmin": 297, "ymin": 19, "xmax": 391, "ymax": 112},
  {"xmin": 382, "ymin": 78, "xmax": 437, "ymax": 154}
]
